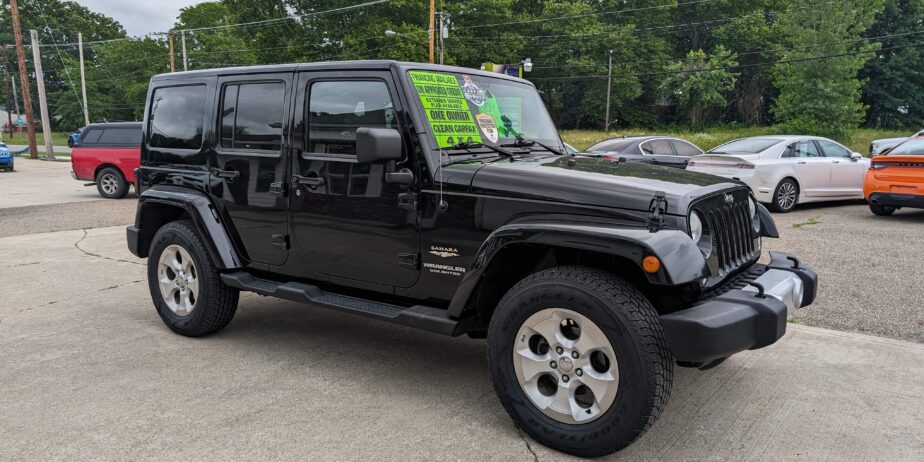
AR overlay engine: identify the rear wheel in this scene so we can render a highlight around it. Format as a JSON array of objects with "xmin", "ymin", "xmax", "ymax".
[
  {"xmin": 770, "ymin": 178, "xmax": 798, "ymax": 213},
  {"xmin": 96, "ymin": 167, "xmax": 129, "ymax": 199},
  {"xmin": 148, "ymin": 221, "xmax": 239, "ymax": 337},
  {"xmin": 869, "ymin": 203, "xmax": 896, "ymax": 216},
  {"xmin": 487, "ymin": 266, "xmax": 673, "ymax": 457}
]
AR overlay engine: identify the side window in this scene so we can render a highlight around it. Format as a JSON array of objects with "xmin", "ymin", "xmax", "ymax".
[
  {"xmin": 148, "ymin": 85, "xmax": 206, "ymax": 150},
  {"xmin": 642, "ymin": 139, "xmax": 673, "ymax": 155},
  {"xmin": 791, "ymin": 141, "xmax": 821, "ymax": 158},
  {"xmin": 307, "ymin": 80, "xmax": 394, "ymax": 155},
  {"xmin": 817, "ymin": 140, "xmax": 851, "ymax": 158},
  {"xmin": 672, "ymin": 140, "xmax": 701, "ymax": 157},
  {"xmin": 80, "ymin": 129, "xmax": 102, "ymax": 145},
  {"xmin": 220, "ymin": 82, "xmax": 285, "ymax": 151},
  {"xmin": 98, "ymin": 128, "xmax": 141, "ymax": 146}
]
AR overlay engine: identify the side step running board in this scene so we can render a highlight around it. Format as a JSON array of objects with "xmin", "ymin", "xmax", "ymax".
[{"xmin": 220, "ymin": 272, "xmax": 464, "ymax": 336}]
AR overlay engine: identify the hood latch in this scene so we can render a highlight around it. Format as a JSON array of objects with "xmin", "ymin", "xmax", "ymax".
[{"xmin": 647, "ymin": 191, "xmax": 668, "ymax": 233}]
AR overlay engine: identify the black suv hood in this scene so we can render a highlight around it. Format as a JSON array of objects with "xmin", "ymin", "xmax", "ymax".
[{"xmin": 468, "ymin": 155, "xmax": 742, "ymax": 215}]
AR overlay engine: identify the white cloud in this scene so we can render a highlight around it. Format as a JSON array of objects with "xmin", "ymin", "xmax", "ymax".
[{"xmin": 75, "ymin": 0, "xmax": 204, "ymax": 36}]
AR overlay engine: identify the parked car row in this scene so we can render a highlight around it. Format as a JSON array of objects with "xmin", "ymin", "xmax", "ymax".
[{"xmin": 586, "ymin": 133, "xmax": 923, "ymax": 216}]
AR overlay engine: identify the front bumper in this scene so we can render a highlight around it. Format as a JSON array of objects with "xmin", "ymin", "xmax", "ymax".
[
  {"xmin": 660, "ymin": 251, "xmax": 817, "ymax": 363},
  {"xmin": 0, "ymin": 157, "xmax": 12, "ymax": 167},
  {"xmin": 869, "ymin": 192, "xmax": 924, "ymax": 209}
]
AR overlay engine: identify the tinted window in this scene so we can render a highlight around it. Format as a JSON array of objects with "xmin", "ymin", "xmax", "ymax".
[
  {"xmin": 817, "ymin": 139, "xmax": 851, "ymax": 158},
  {"xmin": 672, "ymin": 140, "xmax": 701, "ymax": 156},
  {"xmin": 889, "ymin": 139, "xmax": 924, "ymax": 155},
  {"xmin": 308, "ymin": 81, "xmax": 395, "ymax": 155},
  {"xmin": 642, "ymin": 139, "xmax": 673, "ymax": 155},
  {"xmin": 710, "ymin": 138, "xmax": 782, "ymax": 154},
  {"xmin": 98, "ymin": 127, "xmax": 141, "ymax": 146},
  {"xmin": 220, "ymin": 82, "xmax": 285, "ymax": 151},
  {"xmin": 149, "ymin": 85, "xmax": 206, "ymax": 150},
  {"xmin": 80, "ymin": 129, "xmax": 102, "ymax": 145},
  {"xmin": 786, "ymin": 140, "xmax": 821, "ymax": 158},
  {"xmin": 587, "ymin": 139, "xmax": 635, "ymax": 152}
]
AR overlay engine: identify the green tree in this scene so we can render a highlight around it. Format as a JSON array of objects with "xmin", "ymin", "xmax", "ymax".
[
  {"xmin": 859, "ymin": 0, "xmax": 924, "ymax": 128},
  {"xmin": 658, "ymin": 46, "xmax": 738, "ymax": 127},
  {"xmin": 770, "ymin": 0, "xmax": 884, "ymax": 136}
]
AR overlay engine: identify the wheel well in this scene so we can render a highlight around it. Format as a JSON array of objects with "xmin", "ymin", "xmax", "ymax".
[
  {"xmin": 136, "ymin": 202, "xmax": 190, "ymax": 258},
  {"xmin": 94, "ymin": 163, "xmax": 124, "ymax": 180},
  {"xmin": 777, "ymin": 176, "xmax": 799, "ymax": 192},
  {"xmin": 467, "ymin": 244, "xmax": 652, "ymax": 329}
]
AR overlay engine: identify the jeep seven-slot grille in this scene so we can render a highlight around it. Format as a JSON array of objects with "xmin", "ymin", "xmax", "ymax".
[{"xmin": 703, "ymin": 200, "xmax": 757, "ymax": 275}]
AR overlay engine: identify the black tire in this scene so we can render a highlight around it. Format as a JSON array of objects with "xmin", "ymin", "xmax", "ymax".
[
  {"xmin": 96, "ymin": 167, "xmax": 129, "ymax": 199},
  {"xmin": 67, "ymin": 138, "xmax": 74, "ymax": 148},
  {"xmin": 869, "ymin": 203, "xmax": 896, "ymax": 216},
  {"xmin": 487, "ymin": 266, "xmax": 673, "ymax": 457},
  {"xmin": 770, "ymin": 178, "xmax": 799, "ymax": 213},
  {"xmin": 147, "ymin": 220, "xmax": 239, "ymax": 337}
]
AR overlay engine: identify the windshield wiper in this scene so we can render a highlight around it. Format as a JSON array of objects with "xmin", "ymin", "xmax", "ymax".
[
  {"xmin": 500, "ymin": 134, "xmax": 565, "ymax": 156},
  {"xmin": 446, "ymin": 141, "xmax": 517, "ymax": 160}
]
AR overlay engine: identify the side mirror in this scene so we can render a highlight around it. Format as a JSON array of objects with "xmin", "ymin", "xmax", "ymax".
[
  {"xmin": 356, "ymin": 127, "xmax": 402, "ymax": 164},
  {"xmin": 850, "ymin": 152, "xmax": 863, "ymax": 161}
]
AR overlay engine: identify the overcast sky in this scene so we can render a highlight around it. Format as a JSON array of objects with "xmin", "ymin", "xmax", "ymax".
[{"xmin": 77, "ymin": 0, "xmax": 204, "ymax": 36}]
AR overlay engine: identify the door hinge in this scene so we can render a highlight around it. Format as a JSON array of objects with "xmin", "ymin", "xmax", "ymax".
[
  {"xmin": 647, "ymin": 191, "xmax": 668, "ymax": 233},
  {"xmin": 270, "ymin": 181, "xmax": 287, "ymax": 196},
  {"xmin": 271, "ymin": 234, "xmax": 289, "ymax": 250},
  {"xmin": 397, "ymin": 252, "xmax": 419, "ymax": 269},
  {"xmin": 397, "ymin": 192, "xmax": 418, "ymax": 211}
]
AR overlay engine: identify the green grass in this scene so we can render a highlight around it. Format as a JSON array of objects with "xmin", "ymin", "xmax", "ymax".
[
  {"xmin": 792, "ymin": 216, "xmax": 822, "ymax": 228},
  {"xmin": 2, "ymin": 131, "xmax": 71, "ymax": 148},
  {"xmin": 560, "ymin": 127, "xmax": 909, "ymax": 155}
]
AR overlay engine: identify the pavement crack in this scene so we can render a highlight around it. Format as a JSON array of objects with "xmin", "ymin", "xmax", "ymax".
[
  {"xmin": 5, "ymin": 261, "xmax": 40, "ymax": 268},
  {"xmin": 516, "ymin": 426, "xmax": 539, "ymax": 462},
  {"xmin": 98, "ymin": 280, "xmax": 144, "ymax": 292},
  {"xmin": 74, "ymin": 228, "xmax": 143, "ymax": 266}
]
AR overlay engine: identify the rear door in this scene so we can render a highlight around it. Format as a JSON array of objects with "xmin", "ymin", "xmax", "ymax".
[
  {"xmin": 789, "ymin": 140, "xmax": 830, "ymax": 197},
  {"xmin": 639, "ymin": 138, "xmax": 680, "ymax": 166},
  {"xmin": 210, "ymin": 73, "xmax": 293, "ymax": 266},
  {"xmin": 817, "ymin": 139, "xmax": 865, "ymax": 196},
  {"xmin": 670, "ymin": 139, "xmax": 703, "ymax": 167}
]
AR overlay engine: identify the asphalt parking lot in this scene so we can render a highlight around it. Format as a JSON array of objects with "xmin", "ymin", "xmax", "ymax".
[{"xmin": 1, "ymin": 158, "xmax": 923, "ymax": 460}]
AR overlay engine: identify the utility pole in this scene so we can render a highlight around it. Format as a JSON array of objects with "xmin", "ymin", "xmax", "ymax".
[
  {"xmin": 428, "ymin": 0, "xmax": 435, "ymax": 63},
  {"xmin": 169, "ymin": 31, "xmax": 176, "ymax": 72},
  {"xmin": 604, "ymin": 50, "xmax": 613, "ymax": 132},
  {"xmin": 10, "ymin": 0, "xmax": 38, "ymax": 158},
  {"xmin": 437, "ymin": 11, "xmax": 446, "ymax": 65},
  {"xmin": 181, "ymin": 31, "xmax": 188, "ymax": 71},
  {"xmin": 78, "ymin": 32, "xmax": 90, "ymax": 126},
  {"xmin": 31, "ymin": 30, "xmax": 54, "ymax": 159},
  {"xmin": 2, "ymin": 45, "xmax": 14, "ymax": 138}
]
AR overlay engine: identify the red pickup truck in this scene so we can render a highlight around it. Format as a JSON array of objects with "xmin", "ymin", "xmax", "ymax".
[{"xmin": 71, "ymin": 122, "xmax": 142, "ymax": 199}]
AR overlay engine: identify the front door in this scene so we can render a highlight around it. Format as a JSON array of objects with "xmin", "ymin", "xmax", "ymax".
[
  {"xmin": 790, "ymin": 140, "xmax": 830, "ymax": 197},
  {"xmin": 817, "ymin": 139, "xmax": 866, "ymax": 196},
  {"xmin": 210, "ymin": 73, "xmax": 293, "ymax": 266},
  {"xmin": 288, "ymin": 71, "xmax": 420, "ymax": 289}
]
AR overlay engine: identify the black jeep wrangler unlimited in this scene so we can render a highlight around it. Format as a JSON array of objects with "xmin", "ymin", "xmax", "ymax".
[{"xmin": 127, "ymin": 61, "xmax": 817, "ymax": 457}]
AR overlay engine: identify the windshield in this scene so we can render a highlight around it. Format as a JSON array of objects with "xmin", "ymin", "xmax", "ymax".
[
  {"xmin": 408, "ymin": 70, "xmax": 560, "ymax": 149},
  {"xmin": 889, "ymin": 139, "xmax": 924, "ymax": 155},
  {"xmin": 710, "ymin": 138, "xmax": 782, "ymax": 154}
]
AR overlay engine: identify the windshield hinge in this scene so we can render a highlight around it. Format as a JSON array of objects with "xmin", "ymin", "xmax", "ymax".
[{"xmin": 647, "ymin": 191, "xmax": 668, "ymax": 233}]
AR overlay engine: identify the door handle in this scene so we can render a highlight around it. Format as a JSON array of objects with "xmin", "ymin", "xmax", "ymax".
[
  {"xmin": 292, "ymin": 174, "xmax": 325, "ymax": 187},
  {"xmin": 797, "ymin": 161, "xmax": 807, "ymax": 165},
  {"xmin": 211, "ymin": 168, "xmax": 240, "ymax": 180},
  {"xmin": 832, "ymin": 160, "xmax": 840, "ymax": 164}
]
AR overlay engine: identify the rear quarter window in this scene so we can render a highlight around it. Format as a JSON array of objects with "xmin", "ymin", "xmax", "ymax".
[
  {"xmin": 148, "ymin": 85, "xmax": 207, "ymax": 150},
  {"xmin": 98, "ymin": 128, "xmax": 141, "ymax": 146}
]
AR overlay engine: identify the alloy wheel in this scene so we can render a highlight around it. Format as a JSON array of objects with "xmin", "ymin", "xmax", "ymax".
[
  {"xmin": 99, "ymin": 173, "xmax": 119, "ymax": 195},
  {"xmin": 778, "ymin": 182, "xmax": 797, "ymax": 210},
  {"xmin": 157, "ymin": 244, "xmax": 199, "ymax": 316},
  {"xmin": 513, "ymin": 308, "xmax": 619, "ymax": 424}
]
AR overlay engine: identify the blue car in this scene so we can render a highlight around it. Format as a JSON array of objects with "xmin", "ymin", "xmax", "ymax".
[
  {"xmin": 0, "ymin": 142, "xmax": 13, "ymax": 171},
  {"xmin": 67, "ymin": 127, "xmax": 84, "ymax": 148}
]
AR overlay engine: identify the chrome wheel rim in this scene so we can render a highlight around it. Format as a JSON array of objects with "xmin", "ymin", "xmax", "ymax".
[
  {"xmin": 157, "ymin": 244, "xmax": 199, "ymax": 316},
  {"xmin": 778, "ymin": 182, "xmax": 797, "ymax": 210},
  {"xmin": 513, "ymin": 308, "xmax": 619, "ymax": 424},
  {"xmin": 100, "ymin": 173, "xmax": 118, "ymax": 195}
]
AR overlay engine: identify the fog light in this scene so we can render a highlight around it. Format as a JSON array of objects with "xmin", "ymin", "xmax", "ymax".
[{"xmin": 642, "ymin": 256, "xmax": 661, "ymax": 273}]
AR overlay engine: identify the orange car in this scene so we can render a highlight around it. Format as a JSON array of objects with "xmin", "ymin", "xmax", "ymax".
[{"xmin": 864, "ymin": 135, "xmax": 924, "ymax": 215}]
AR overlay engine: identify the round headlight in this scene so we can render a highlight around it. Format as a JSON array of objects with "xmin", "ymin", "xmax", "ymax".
[
  {"xmin": 748, "ymin": 197, "xmax": 760, "ymax": 232},
  {"xmin": 690, "ymin": 212, "xmax": 703, "ymax": 243}
]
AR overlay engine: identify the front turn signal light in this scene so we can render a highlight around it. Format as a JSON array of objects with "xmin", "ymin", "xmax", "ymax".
[{"xmin": 642, "ymin": 255, "xmax": 661, "ymax": 273}]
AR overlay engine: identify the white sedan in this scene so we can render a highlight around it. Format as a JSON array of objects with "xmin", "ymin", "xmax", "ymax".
[{"xmin": 687, "ymin": 136, "xmax": 870, "ymax": 212}]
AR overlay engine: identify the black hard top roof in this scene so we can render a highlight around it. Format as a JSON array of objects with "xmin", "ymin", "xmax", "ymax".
[{"xmin": 149, "ymin": 60, "xmax": 534, "ymax": 86}]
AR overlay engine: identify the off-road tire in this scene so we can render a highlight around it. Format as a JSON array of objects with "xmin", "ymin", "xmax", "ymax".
[
  {"xmin": 487, "ymin": 266, "xmax": 673, "ymax": 457},
  {"xmin": 148, "ymin": 220, "xmax": 239, "ymax": 337},
  {"xmin": 96, "ymin": 167, "xmax": 129, "ymax": 199},
  {"xmin": 770, "ymin": 178, "xmax": 798, "ymax": 213},
  {"xmin": 869, "ymin": 203, "xmax": 896, "ymax": 216}
]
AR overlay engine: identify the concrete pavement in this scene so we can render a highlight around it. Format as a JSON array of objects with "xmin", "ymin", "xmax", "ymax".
[
  {"xmin": 1, "ymin": 226, "xmax": 922, "ymax": 460},
  {"xmin": 0, "ymin": 158, "xmax": 103, "ymax": 208}
]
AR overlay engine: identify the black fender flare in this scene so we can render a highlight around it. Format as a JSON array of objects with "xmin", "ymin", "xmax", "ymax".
[
  {"xmin": 447, "ymin": 221, "xmax": 707, "ymax": 317},
  {"xmin": 129, "ymin": 186, "xmax": 243, "ymax": 269}
]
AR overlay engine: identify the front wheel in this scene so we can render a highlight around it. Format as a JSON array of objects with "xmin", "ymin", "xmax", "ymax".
[
  {"xmin": 869, "ymin": 203, "xmax": 896, "ymax": 216},
  {"xmin": 487, "ymin": 266, "xmax": 673, "ymax": 457},
  {"xmin": 770, "ymin": 178, "xmax": 799, "ymax": 213}
]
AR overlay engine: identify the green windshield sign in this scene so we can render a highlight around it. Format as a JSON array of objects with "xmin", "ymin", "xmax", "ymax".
[{"xmin": 409, "ymin": 71, "xmax": 482, "ymax": 148}]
